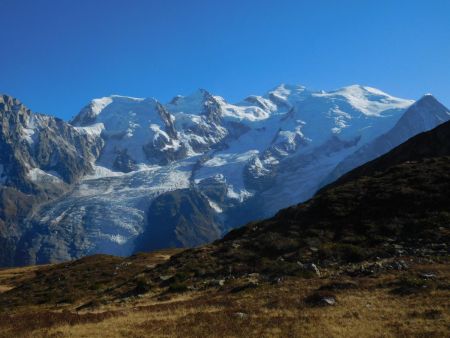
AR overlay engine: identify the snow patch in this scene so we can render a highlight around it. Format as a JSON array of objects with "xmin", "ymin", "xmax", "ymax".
[
  {"xmin": 74, "ymin": 123, "xmax": 105, "ymax": 137},
  {"xmin": 90, "ymin": 97, "xmax": 113, "ymax": 116},
  {"xmin": 207, "ymin": 199, "xmax": 223, "ymax": 213},
  {"xmin": 226, "ymin": 186, "xmax": 253, "ymax": 202},
  {"xmin": 27, "ymin": 168, "xmax": 64, "ymax": 184}
]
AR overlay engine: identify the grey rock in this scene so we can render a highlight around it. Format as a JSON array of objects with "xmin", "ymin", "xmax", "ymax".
[
  {"xmin": 420, "ymin": 273, "xmax": 436, "ymax": 280},
  {"xmin": 233, "ymin": 312, "xmax": 248, "ymax": 319},
  {"xmin": 308, "ymin": 263, "xmax": 321, "ymax": 277}
]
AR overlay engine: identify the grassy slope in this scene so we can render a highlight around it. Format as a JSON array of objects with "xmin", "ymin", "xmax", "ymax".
[{"xmin": 0, "ymin": 258, "xmax": 448, "ymax": 337}]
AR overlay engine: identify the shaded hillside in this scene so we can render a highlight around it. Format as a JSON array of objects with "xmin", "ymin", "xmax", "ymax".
[
  {"xmin": 135, "ymin": 188, "xmax": 223, "ymax": 251},
  {"xmin": 147, "ymin": 121, "xmax": 450, "ymax": 282},
  {"xmin": 154, "ymin": 156, "xmax": 450, "ymax": 281},
  {"xmin": 0, "ymin": 249, "xmax": 182, "ymax": 309}
]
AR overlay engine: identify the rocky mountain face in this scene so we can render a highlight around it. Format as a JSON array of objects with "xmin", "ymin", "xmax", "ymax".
[
  {"xmin": 0, "ymin": 95, "xmax": 103, "ymax": 266},
  {"xmin": 0, "ymin": 85, "xmax": 448, "ymax": 266}
]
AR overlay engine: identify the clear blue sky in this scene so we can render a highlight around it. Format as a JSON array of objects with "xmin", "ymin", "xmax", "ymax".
[{"xmin": 1, "ymin": 0, "xmax": 449, "ymax": 120}]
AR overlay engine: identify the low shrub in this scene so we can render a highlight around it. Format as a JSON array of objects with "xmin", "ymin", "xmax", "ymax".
[
  {"xmin": 391, "ymin": 275, "xmax": 429, "ymax": 295},
  {"xmin": 135, "ymin": 278, "xmax": 153, "ymax": 294},
  {"xmin": 168, "ymin": 282, "xmax": 188, "ymax": 293},
  {"xmin": 318, "ymin": 243, "xmax": 367, "ymax": 263}
]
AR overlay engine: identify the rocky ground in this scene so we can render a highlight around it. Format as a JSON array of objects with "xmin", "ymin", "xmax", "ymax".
[{"xmin": 0, "ymin": 250, "xmax": 448, "ymax": 337}]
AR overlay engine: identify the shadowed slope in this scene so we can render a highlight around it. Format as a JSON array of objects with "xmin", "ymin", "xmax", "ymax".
[{"xmin": 148, "ymin": 121, "xmax": 450, "ymax": 281}]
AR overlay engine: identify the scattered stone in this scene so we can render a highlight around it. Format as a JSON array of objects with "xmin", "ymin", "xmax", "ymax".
[
  {"xmin": 247, "ymin": 273, "xmax": 260, "ymax": 284},
  {"xmin": 322, "ymin": 297, "xmax": 336, "ymax": 306},
  {"xmin": 391, "ymin": 260, "xmax": 409, "ymax": 270},
  {"xmin": 271, "ymin": 277, "xmax": 283, "ymax": 285},
  {"xmin": 420, "ymin": 272, "xmax": 436, "ymax": 280},
  {"xmin": 159, "ymin": 275, "xmax": 173, "ymax": 281},
  {"xmin": 307, "ymin": 263, "xmax": 321, "ymax": 277},
  {"xmin": 206, "ymin": 279, "xmax": 226, "ymax": 287},
  {"xmin": 233, "ymin": 312, "xmax": 248, "ymax": 319},
  {"xmin": 305, "ymin": 292, "xmax": 337, "ymax": 307}
]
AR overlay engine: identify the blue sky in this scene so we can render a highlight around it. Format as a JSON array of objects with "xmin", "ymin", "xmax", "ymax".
[{"xmin": 1, "ymin": 0, "xmax": 449, "ymax": 120}]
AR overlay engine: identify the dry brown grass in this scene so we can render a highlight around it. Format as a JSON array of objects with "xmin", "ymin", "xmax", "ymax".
[
  {"xmin": 0, "ymin": 259, "xmax": 448, "ymax": 338},
  {"xmin": 0, "ymin": 264, "xmax": 45, "ymax": 294}
]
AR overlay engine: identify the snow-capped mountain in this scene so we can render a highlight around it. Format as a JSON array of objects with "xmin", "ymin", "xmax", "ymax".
[{"xmin": 1, "ymin": 84, "xmax": 448, "ymax": 265}]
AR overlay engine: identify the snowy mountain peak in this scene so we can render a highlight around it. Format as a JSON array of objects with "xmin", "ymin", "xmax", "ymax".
[
  {"xmin": 69, "ymin": 84, "xmax": 416, "ymax": 172},
  {"xmin": 402, "ymin": 93, "xmax": 450, "ymax": 125},
  {"xmin": 312, "ymin": 85, "xmax": 413, "ymax": 117},
  {"xmin": 416, "ymin": 93, "xmax": 441, "ymax": 103},
  {"xmin": 401, "ymin": 94, "xmax": 449, "ymax": 120},
  {"xmin": 71, "ymin": 95, "xmax": 158, "ymax": 127},
  {"xmin": 109, "ymin": 94, "xmax": 146, "ymax": 101},
  {"xmin": 166, "ymin": 89, "xmax": 215, "ymax": 115},
  {"xmin": 270, "ymin": 83, "xmax": 307, "ymax": 95},
  {"xmin": 265, "ymin": 84, "xmax": 309, "ymax": 109}
]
